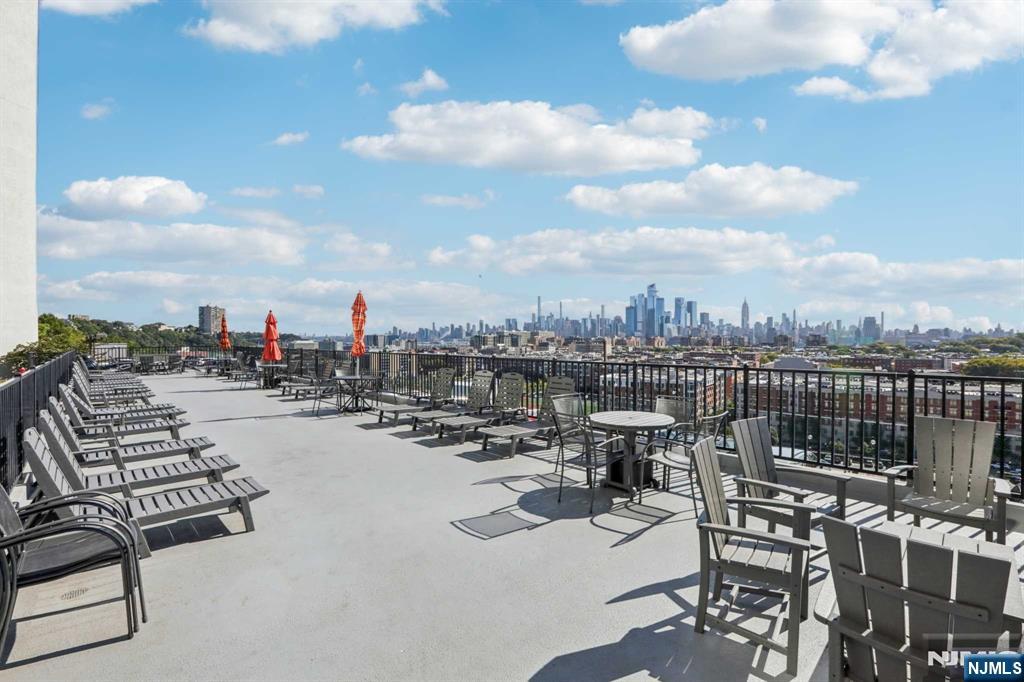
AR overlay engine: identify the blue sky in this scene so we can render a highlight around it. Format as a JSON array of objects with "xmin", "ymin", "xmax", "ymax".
[{"xmin": 36, "ymin": 0, "xmax": 1023, "ymax": 334}]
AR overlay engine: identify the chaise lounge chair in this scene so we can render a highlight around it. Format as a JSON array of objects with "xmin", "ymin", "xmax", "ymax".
[{"xmin": 23, "ymin": 428, "xmax": 269, "ymax": 557}]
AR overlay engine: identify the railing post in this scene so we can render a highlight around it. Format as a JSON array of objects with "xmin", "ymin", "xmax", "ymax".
[
  {"xmin": 741, "ymin": 364, "xmax": 750, "ymax": 419},
  {"xmin": 906, "ymin": 369, "xmax": 916, "ymax": 465}
]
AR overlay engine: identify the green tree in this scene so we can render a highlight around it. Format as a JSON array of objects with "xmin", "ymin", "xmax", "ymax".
[
  {"xmin": 961, "ymin": 357, "xmax": 1024, "ymax": 378},
  {"xmin": 1, "ymin": 314, "xmax": 88, "ymax": 368}
]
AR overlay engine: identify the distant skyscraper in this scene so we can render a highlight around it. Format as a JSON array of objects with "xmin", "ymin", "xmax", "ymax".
[
  {"xmin": 198, "ymin": 305, "xmax": 225, "ymax": 334},
  {"xmin": 686, "ymin": 300, "xmax": 698, "ymax": 327},
  {"xmin": 536, "ymin": 296, "xmax": 542, "ymax": 329},
  {"xmin": 862, "ymin": 316, "xmax": 881, "ymax": 342},
  {"xmin": 673, "ymin": 297, "xmax": 685, "ymax": 325},
  {"xmin": 741, "ymin": 298, "xmax": 750, "ymax": 330}
]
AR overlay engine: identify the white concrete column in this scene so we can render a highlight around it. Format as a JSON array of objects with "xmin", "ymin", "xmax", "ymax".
[{"xmin": 0, "ymin": 0, "xmax": 39, "ymax": 355}]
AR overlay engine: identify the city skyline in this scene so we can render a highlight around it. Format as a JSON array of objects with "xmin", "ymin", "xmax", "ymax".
[{"xmin": 34, "ymin": 1, "xmax": 1023, "ymax": 334}]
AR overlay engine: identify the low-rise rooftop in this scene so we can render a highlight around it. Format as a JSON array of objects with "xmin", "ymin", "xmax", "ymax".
[{"xmin": 5, "ymin": 373, "xmax": 1023, "ymax": 680}]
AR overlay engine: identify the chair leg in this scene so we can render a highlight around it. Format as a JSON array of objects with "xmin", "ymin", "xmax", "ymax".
[
  {"xmin": 712, "ymin": 571, "xmax": 724, "ymax": 601},
  {"xmin": 557, "ymin": 446, "xmax": 566, "ymax": 504},
  {"xmin": 589, "ymin": 471, "xmax": 596, "ymax": 515},
  {"xmin": 828, "ymin": 622, "xmax": 843, "ymax": 681},
  {"xmin": 695, "ymin": 564, "xmax": 709, "ymax": 634},
  {"xmin": 239, "ymin": 496, "xmax": 255, "ymax": 532},
  {"xmin": 786, "ymin": 579, "xmax": 802, "ymax": 675}
]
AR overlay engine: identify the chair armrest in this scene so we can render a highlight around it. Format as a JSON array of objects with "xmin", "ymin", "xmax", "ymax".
[
  {"xmin": 992, "ymin": 477, "xmax": 1016, "ymax": 499},
  {"xmin": 727, "ymin": 496, "xmax": 817, "ymax": 513},
  {"xmin": 595, "ymin": 435, "xmax": 627, "ymax": 450},
  {"xmin": 0, "ymin": 519, "xmax": 134, "ymax": 553},
  {"xmin": 698, "ymin": 522, "xmax": 813, "ymax": 551},
  {"xmin": 883, "ymin": 465, "xmax": 918, "ymax": 479},
  {"xmin": 733, "ymin": 477, "xmax": 807, "ymax": 501},
  {"xmin": 776, "ymin": 463, "xmax": 852, "ymax": 483},
  {"xmin": 20, "ymin": 491, "xmax": 130, "ymax": 521}
]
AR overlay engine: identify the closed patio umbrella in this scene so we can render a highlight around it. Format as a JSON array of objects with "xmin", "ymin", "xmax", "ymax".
[
  {"xmin": 351, "ymin": 292, "xmax": 366, "ymax": 375},
  {"xmin": 218, "ymin": 314, "xmax": 231, "ymax": 351},
  {"xmin": 261, "ymin": 310, "xmax": 282, "ymax": 362}
]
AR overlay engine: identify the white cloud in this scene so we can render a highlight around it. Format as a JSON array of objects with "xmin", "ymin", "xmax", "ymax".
[
  {"xmin": 230, "ymin": 186, "xmax": 280, "ymax": 198},
  {"xmin": 793, "ymin": 76, "xmax": 871, "ymax": 103},
  {"xmin": 566, "ymin": 163, "xmax": 857, "ymax": 217},
  {"xmin": 356, "ymin": 82, "xmax": 377, "ymax": 96},
  {"xmin": 322, "ymin": 232, "xmax": 410, "ymax": 270},
  {"xmin": 786, "ymin": 253, "xmax": 1022, "ymax": 300},
  {"xmin": 272, "ymin": 131, "xmax": 309, "ymax": 146},
  {"xmin": 353, "ymin": 57, "xmax": 364, "ymax": 72},
  {"xmin": 421, "ymin": 189, "xmax": 495, "ymax": 210},
  {"xmin": 428, "ymin": 226, "xmax": 799, "ymax": 277},
  {"xmin": 41, "ymin": 270, "xmax": 506, "ymax": 331},
  {"xmin": 38, "ymin": 211, "xmax": 307, "ymax": 265},
  {"xmin": 62, "ymin": 176, "xmax": 207, "ymax": 219},
  {"xmin": 622, "ymin": 1, "xmax": 1024, "ymax": 101},
  {"xmin": 217, "ymin": 207, "xmax": 301, "ymax": 230},
  {"xmin": 752, "ymin": 117, "xmax": 767, "ymax": 133},
  {"xmin": 398, "ymin": 68, "xmax": 449, "ymax": 98},
  {"xmin": 81, "ymin": 99, "xmax": 115, "ymax": 120},
  {"xmin": 185, "ymin": 0, "xmax": 445, "ymax": 54},
  {"xmin": 343, "ymin": 101, "xmax": 715, "ymax": 175},
  {"xmin": 42, "ymin": 0, "xmax": 155, "ymax": 16},
  {"xmin": 293, "ymin": 184, "xmax": 325, "ymax": 199},
  {"xmin": 161, "ymin": 298, "xmax": 185, "ymax": 315}
]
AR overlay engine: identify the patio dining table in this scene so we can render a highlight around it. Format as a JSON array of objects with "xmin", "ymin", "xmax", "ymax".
[
  {"xmin": 256, "ymin": 362, "xmax": 288, "ymax": 389},
  {"xmin": 331, "ymin": 374, "xmax": 376, "ymax": 413},
  {"xmin": 588, "ymin": 410, "xmax": 674, "ymax": 495}
]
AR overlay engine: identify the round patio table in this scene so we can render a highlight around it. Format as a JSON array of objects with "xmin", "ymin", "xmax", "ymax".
[{"xmin": 588, "ymin": 411, "xmax": 674, "ymax": 494}]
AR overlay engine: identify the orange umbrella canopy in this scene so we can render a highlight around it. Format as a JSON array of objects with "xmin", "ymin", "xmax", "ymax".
[
  {"xmin": 261, "ymin": 310, "xmax": 282, "ymax": 362},
  {"xmin": 351, "ymin": 291, "xmax": 367, "ymax": 358},
  {"xmin": 219, "ymin": 313, "xmax": 231, "ymax": 351}
]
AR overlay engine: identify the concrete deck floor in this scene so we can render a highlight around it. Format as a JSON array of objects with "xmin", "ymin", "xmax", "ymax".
[{"xmin": 3, "ymin": 373, "xmax": 1019, "ymax": 680}]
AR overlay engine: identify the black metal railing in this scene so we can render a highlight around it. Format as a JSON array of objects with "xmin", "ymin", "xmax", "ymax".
[
  {"xmin": 89, "ymin": 344, "xmax": 1024, "ymax": 486},
  {"xmin": 0, "ymin": 351, "xmax": 77, "ymax": 491}
]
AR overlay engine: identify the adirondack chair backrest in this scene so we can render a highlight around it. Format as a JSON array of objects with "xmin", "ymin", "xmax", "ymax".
[
  {"xmin": 37, "ymin": 410, "xmax": 89, "ymax": 489},
  {"xmin": 46, "ymin": 393, "xmax": 87, "ymax": 450},
  {"xmin": 429, "ymin": 368, "xmax": 456, "ymax": 403},
  {"xmin": 493, "ymin": 372, "xmax": 525, "ymax": 412},
  {"xmin": 655, "ymin": 395, "xmax": 692, "ymax": 427},
  {"xmin": 317, "ymin": 358, "xmax": 337, "ymax": 382},
  {"xmin": 914, "ymin": 416, "xmax": 997, "ymax": 505},
  {"xmin": 465, "ymin": 370, "xmax": 495, "ymax": 410},
  {"xmin": 47, "ymin": 397, "xmax": 85, "ymax": 452},
  {"xmin": 22, "ymin": 428, "xmax": 81, "ymax": 520},
  {"xmin": 0, "ymin": 485, "xmax": 25, "ymax": 541},
  {"xmin": 822, "ymin": 517, "xmax": 1012, "ymax": 681},
  {"xmin": 691, "ymin": 436, "xmax": 731, "ymax": 557},
  {"xmin": 733, "ymin": 416, "xmax": 778, "ymax": 499},
  {"xmin": 539, "ymin": 376, "xmax": 576, "ymax": 421},
  {"xmin": 56, "ymin": 387, "xmax": 89, "ymax": 429},
  {"xmin": 60, "ymin": 383, "xmax": 93, "ymax": 421}
]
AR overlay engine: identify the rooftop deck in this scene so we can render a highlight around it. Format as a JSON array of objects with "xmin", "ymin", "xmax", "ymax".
[{"xmin": 5, "ymin": 373, "xmax": 1022, "ymax": 680}]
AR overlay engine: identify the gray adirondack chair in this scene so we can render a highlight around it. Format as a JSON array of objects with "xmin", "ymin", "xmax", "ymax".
[
  {"xmin": 47, "ymin": 397, "xmax": 214, "ymax": 467},
  {"xmin": 818, "ymin": 516, "xmax": 1015, "ymax": 681},
  {"xmin": 478, "ymin": 375, "xmax": 576, "ymax": 458},
  {"xmin": 433, "ymin": 370, "xmax": 502, "ymax": 442},
  {"xmin": 491, "ymin": 372, "xmax": 526, "ymax": 423},
  {"xmin": 733, "ymin": 416, "xmax": 850, "ymax": 535},
  {"xmin": 375, "ymin": 367, "xmax": 456, "ymax": 425},
  {"xmin": 23, "ymin": 428, "xmax": 269, "ymax": 558},
  {"xmin": 885, "ymin": 416, "xmax": 1010, "ymax": 543},
  {"xmin": 412, "ymin": 370, "xmax": 494, "ymax": 432},
  {"xmin": 691, "ymin": 436, "xmax": 813, "ymax": 675}
]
